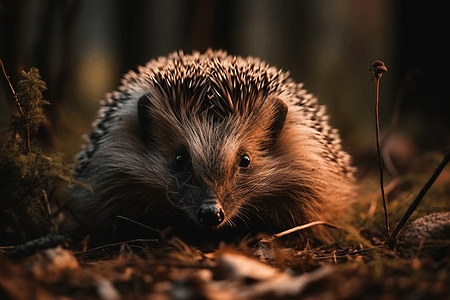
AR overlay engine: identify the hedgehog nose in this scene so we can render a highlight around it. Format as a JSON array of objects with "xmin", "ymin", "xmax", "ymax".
[{"xmin": 197, "ymin": 201, "xmax": 225, "ymax": 227}]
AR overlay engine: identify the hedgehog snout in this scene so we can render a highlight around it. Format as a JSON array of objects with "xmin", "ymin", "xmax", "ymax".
[{"xmin": 197, "ymin": 200, "xmax": 225, "ymax": 227}]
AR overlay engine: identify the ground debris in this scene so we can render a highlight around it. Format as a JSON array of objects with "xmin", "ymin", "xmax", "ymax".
[
  {"xmin": 0, "ymin": 236, "xmax": 449, "ymax": 299},
  {"xmin": 5, "ymin": 235, "xmax": 66, "ymax": 260}
]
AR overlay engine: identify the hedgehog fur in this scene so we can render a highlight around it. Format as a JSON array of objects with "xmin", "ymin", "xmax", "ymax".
[{"xmin": 69, "ymin": 50, "xmax": 356, "ymax": 244}]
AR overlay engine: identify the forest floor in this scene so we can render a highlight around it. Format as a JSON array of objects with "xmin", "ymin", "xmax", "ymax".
[
  {"xmin": 1, "ymin": 55, "xmax": 449, "ymax": 300},
  {"xmin": 1, "ymin": 164, "xmax": 450, "ymax": 300}
]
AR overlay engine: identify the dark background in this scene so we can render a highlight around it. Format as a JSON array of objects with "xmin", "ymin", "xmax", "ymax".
[{"xmin": 1, "ymin": 0, "xmax": 449, "ymax": 165}]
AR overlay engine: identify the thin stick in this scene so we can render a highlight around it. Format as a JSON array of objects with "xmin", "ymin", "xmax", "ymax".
[
  {"xmin": 40, "ymin": 189, "xmax": 52, "ymax": 216},
  {"xmin": 259, "ymin": 221, "xmax": 339, "ymax": 243},
  {"xmin": 0, "ymin": 59, "xmax": 30, "ymax": 153},
  {"xmin": 0, "ymin": 59, "xmax": 22, "ymax": 114},
  {"xmin": 74, "ymin": 238, "xmax": 159, "ymax": 256},
  {"xmin": 370, "ymin": 61, "xmax": 389, "ymax": 237},
  {"xmin": 388, "ymin": 150, "xmax": 450, "ymax": 246},
  {"xmin": 111, "ymin": 215, "xmax": 164, "ymax": 243}
]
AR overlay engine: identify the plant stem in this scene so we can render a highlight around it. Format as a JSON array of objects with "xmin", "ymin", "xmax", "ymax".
[
  {"xmin": 0, "ymin": 59, "xmax": 31, "ymax": 153},
  {"xmin": 370, "ymin": 61, "xmax": 389, "ymax": 237},
  {"xmin": 375, "ymin": 78, "xmax": 389, "ymax": 237}
]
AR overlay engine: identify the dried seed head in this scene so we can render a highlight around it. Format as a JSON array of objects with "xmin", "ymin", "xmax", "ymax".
[{"xmin": 370, "ymin": 60, "xmax": 388, "ymax": 81}]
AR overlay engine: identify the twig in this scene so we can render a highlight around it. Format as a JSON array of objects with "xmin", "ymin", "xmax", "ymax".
[
  {"xmin": 0, "ymin": 59, "xmax": 22, "ymax": 114},
  {"xmin": 388, "ymin": 150, "xmax": 450, "ymax": 247},
  {"xmin": 111, "ymin": 215, "xmax": 164, "ymax": 243},
  {"xmin": 370, "ymin": 60, "xmax": 389, "ymax": 237},
  {"xmin": 0, "ymin": 59, "xmax": 31, "ymax": 153},
  {"xmin": 259, "ymin": 221, "xmax": 339, "ymax": 243},
  {"xmin": 40, "ymin": 189, "xmax": 52, "ymax": 216},
  {"xmin": 73, "ymin": 238, "xmax": 159, "ymax": 256}
]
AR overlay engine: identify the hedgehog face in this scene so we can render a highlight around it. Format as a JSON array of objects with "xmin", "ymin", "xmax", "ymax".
[
  {"xmin": 165, "ymin": 124, "xmax": 260, "ymax": 229},
  {"xmin": 138, "ymin": 90, "xmax": 288, "ymax": 229}
]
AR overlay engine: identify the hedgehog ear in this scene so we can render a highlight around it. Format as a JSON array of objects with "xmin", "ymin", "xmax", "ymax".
[
  {"xmin": 138, "ymin": 93, "xmax": 155, "ymax": 145},
  {"xmin": 268, "ymin": 98, "xmax": 288, "ymax": 144}
]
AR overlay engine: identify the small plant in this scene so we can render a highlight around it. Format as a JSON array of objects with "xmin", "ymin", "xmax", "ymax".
[
  {"xmin": 0, "ymin": 60, "xmax": 76, "ymax": 245},
  {"xmin": 370, "ymin": 60, "xmax": 389, "ymax": 237}
]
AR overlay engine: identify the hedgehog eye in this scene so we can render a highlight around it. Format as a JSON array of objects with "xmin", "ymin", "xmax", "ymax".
[
  {"xmin": 239, "ymin": 154, "xmax": 251, "ymax": 168},
  {"xmin": 175, "ymin": 151, "xmax": 189, "ymax": 170}
]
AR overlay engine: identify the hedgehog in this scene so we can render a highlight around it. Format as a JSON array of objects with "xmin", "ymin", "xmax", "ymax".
[{"xmin": 68, "ymin": 50, "xmax": 355, "ymax": 244}]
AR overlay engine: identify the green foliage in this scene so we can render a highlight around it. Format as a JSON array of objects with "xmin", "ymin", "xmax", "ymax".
[
  {"xmin": 0, "ymin": 67, "xmax": 76, "ymax": 245},
  {"xmin": 14, "ymin": 67, "xmax": 49, "ymax": 134},
  {"xmin": 0, "ymin": 146, "xmax": 76, "ymax": 210}
]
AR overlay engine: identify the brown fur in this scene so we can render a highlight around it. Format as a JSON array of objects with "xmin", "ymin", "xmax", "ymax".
[{"xmin": 68, "ymin": 50, "xmax": 355, "ymax": 243}]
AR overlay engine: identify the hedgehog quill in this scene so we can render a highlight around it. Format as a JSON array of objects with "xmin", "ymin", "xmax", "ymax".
[{"xmin": 68, "ymin": 50, "xmax": 356, "ymax": 244}]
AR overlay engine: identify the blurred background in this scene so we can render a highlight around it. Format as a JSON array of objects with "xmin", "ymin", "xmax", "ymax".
[{"xmin": 0, "ymin": 0, "xmax": 449, "ymax": 172}]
